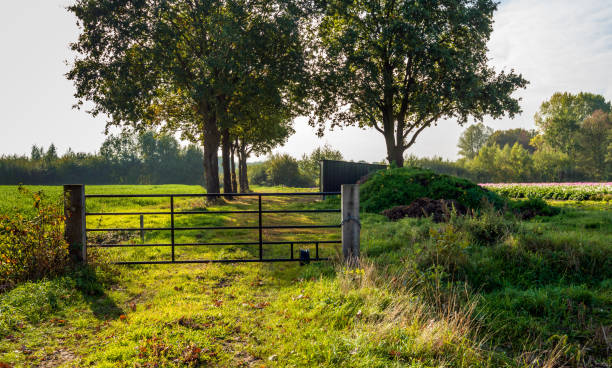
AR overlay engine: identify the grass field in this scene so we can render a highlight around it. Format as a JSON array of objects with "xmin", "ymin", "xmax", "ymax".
[{"xmin": 0, "ymin": 185, "xmax": 611, "ymax": 367}]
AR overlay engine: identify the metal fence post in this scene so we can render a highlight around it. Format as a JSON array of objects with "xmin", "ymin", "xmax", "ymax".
[
  {"xmin": 258, "ymin": 195, "xmax": 263, "ymax": 260},
  {"xmin": 341, "ymin": 184, "xmax": 360, "ymax": 264},
  {"xmin": 64, "ymin": 184, "xmax": 87, "ymax": 263},
  {"xmin": 170, "ymin": 196, "xmax": 175, "ymax": 262}
]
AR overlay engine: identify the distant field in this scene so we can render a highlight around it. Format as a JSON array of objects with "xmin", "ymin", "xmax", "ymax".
[{"xmin": 482, "ymin": 182, "xmax": 612, "ymax": 201}]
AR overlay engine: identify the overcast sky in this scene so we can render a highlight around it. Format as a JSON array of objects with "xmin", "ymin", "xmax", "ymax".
[{"xmin": 1, "ymin": 0, "xmax": 611, "ymax": 162}]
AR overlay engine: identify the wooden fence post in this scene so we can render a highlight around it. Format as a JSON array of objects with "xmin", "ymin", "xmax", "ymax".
[
  {"xmin": 341, "ymin": 184, "xmax": 360, "ymax": 264},
  {"xmin": 64, "ymin": 184, "xmax": 86, "ymax": 263},
  {"xmin": 140, "ymin": 214, "xmax": 145, "ymax": 243}
]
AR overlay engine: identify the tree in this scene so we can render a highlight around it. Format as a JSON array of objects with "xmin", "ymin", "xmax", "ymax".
[
  {"xmin": 606, "ymin": 131, "xmax": 612, "ymax": 172},
  {"xmin": 576, "ymin": 110, "xmax": 611, "ymax": 179},
  {"xmin": 30, "ymin": 146, "xmax": 43, "ymax": 161},
  {"xmin": 231, "ymin": 104, "xmax": 296, "ymax": 192},
  {"xmin": 299, "ymin": 144, "xmax": 343, "ymax": 185},
  {"xmin": 532, "ymin": 148, "xmax": 573, "ymax": 182},
  {"xmin": 265, "ymin": 153, "xmax": 310, "ymax": 187},
  {"xmin": 44, "ymin": 144, "xmax": 58, "ymax": 165},
  {"xmin": 310, "ymin": 0, "xmax": 527, "ymax": 166},
  {"xmin": 534, "ymin": 92, "xmax": 611, "ymax": 155},
  {"xmin": 486, "ymin": 128, "xmax": 536, "ymax": 153},
  {"xmin": 457, "ymin": 123, "xmax": 493, "ymax": 159},
  {"xmin": 467, "ymin": 144, "xmax": 498, "ymax": 182},
  {"xmin": 68, "ymin": 0, "xmax": 307, "ymax": 196}
]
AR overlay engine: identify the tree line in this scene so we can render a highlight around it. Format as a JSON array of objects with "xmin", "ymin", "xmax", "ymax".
[
  {"xmin": 411, "ymin": 92, "xmax": 612, "ymax": 182},
  {"xmin": 0, "ymin": 132, "xmax": 204, "ymax": 185},
  {"xmin": 0, "ymin": 132, "xmax": 345, "ymax": 188},
  {"xmin": 66, "ymin": 0, "xmax": 527, "ymax": 196}
]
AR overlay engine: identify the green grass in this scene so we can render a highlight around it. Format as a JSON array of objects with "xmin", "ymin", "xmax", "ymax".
[{"xmin": 0, "ymin": 186, "xmax": 610, "ymax": 367}]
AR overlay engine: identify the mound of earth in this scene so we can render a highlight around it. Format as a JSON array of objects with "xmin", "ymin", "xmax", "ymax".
[
  {"xmin": 360, "ymin": 167, "xmax": 504, "ymax": 213},
  {"xmin": 381, "ymin": 198, "xmax": 468, "ymax": 222}
]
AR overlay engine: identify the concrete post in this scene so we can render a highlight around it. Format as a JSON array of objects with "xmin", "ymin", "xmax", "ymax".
[
  {"xmin": 64, "ymin": 184, "xmax": 86, "ymax": 263},
  {"xmin": 341, "ymin": 184, "xmax": 360, "ymax": 263}
]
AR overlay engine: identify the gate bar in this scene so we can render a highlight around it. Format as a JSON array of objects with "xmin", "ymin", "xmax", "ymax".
[
  {"xmin": 85, "ymin": 209, "xmax": 340, "ymax": 216},
  {"xmin": 85, "ymin": 192, "xmax": 341, "ymax": 198},
  {"xmin": 170, "ymin": 196, "xmax": 175, "ymax": 262}
]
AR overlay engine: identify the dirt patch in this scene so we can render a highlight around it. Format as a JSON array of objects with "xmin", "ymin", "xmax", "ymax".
[
  {"xmin": 38, "ymin": 349, "xmax": 77, "ymax": 367},
  {"xmin": 88, "ymin": 230, "xmax": 136, "ymax": 245},
  {"xmin": 381, "ymin": 198, "xmax": 467, "ymax": 222}
]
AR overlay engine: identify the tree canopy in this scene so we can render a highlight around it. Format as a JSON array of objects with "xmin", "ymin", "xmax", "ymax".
[
  {"xmin": 457, "ymin": 123, "xmax": 493, "ymax": 159},
  {"xmin": 534, "ymin": 92, "xmax": 611, "ymax": 155},
  {"xmin": 68, "ymin": 0, "xmax": 308, "ymax": 194},
  {"xmin": 310, "ymin": 0, "xmax": 528, "ymax": 166},
  {"xmin": 486, "ymin": 128, "xmax": 537, "ymax": 153}
]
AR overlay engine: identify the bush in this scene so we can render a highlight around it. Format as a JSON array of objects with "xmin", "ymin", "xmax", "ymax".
[
  {"xmin": 510, "ymin": 198, "xmax": 560, "ymax": 219},
  {"xmin": 249, "ymin": 154, "xmax": 314, "ymax": 187},
  {"xmin": 0, "ymin": 187, "xmax": 69, "ymax": 291},
  {"xmin": 360, "ymin": 167, "xmax": 504, "ymax": 213}
]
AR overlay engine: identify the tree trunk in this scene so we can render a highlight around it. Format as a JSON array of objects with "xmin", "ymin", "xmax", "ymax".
[
  {"xmin": 221, "ymin": 128, "xmax": 233, "ymax": 199},
  {"xmin": 202, "ymin": 117, "xmax": 221, "ymax": 201},
  {"xmin": 237, "ymin": 145, "xmax": 250, "ymax": 193},
  {"xmin": 383, "ymin": 131, "xmax": 404, "ymax": 167},
  {"xmin": 230, "ymin": 142, "xmax": 238, "ymax": 193}
]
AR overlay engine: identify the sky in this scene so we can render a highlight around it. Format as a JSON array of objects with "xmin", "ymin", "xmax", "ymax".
[{"xmin": 1, "ymin": 0, "xmax": 611, "ymax": 162}]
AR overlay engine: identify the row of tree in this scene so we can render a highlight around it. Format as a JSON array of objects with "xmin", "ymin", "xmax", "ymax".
[
  {"xmin": 0, "ymin": 131, "xmax": 345, "ymax": 188},
  {"xmin": 67, "ymin": 0, "xmax": 527, "ymax": 195},
  {"xmin": 0, "ymin": 132, "xmax": 204, "ymax": 185}
]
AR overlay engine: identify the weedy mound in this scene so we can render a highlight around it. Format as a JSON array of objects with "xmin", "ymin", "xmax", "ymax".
[
  {"xmin": 381, "ymin": 198, "xmax": 467, "ymax": 222},
  {"xmin": 360, "ymin": 167, "xmax": 504, "ymax": 214}
]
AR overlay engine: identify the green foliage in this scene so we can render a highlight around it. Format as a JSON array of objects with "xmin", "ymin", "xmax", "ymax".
[
  {"xmin": 68, "ymin": 0, "xmax": 309, "ymax": 193},
  {"xmin": 0, "ymin": 187, "xmax": 69, "ymax": 291},
  {"xmin": 360, "ymin": 167, "xmax": 504, "ymax": 213},
  {"xmin": 535, "ymin": 92, "xmax": 611, "ymax": 155},
  {"xmin": 487, "ymin": 183, "xmax": 612, "ymax": 201},
  {"xmin": 457, "ymin": 123, "xmax": 493, "ymax": 159},
  {"xmin": 467, "ymin": 143, "xmax": 535, "ymax": 182},
  {"xmin": 0, "ymin": 132, "xmax": 205, "ymax": 185},
  {"xmin": 0, "ymin": 277, "xmax": 76, "ymax": 337},
  {"xmin": 576, "ymin": 110, "xmax": 612, "ymax": 179},
  {"xmin": 311, "ymin": 0, "xmax": 527, "ymax": 166},
  {"xmin": 486, "ymin": 128, "xmax": 537, "ymax": 153},
  {"xmin": 299, "ymin": 144, "xmax": 343, "ymax": 186},
  {"xmin": 362, "ymin": 202, "xmax": 612, "ymax": 365},
  {"xmin": 510, "ymin": 198, "xmax": 561, "ymax": 218},
  {"xmin": 249, "ymin": 154, "xmax": 313, "ymax": 188}
]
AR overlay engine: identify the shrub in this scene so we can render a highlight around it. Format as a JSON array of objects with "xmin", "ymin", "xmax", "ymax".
[
  {"xmin": 450, "ymin": 205, "xmax": 519, "ymax": 246},
  {"xmin": 360, "ymin": 167, "xmax": 504, "ymax": 213},
  {"xmin": 510, "ymin": 198, "xmax": 560, "ymax": 219},
  {"xmin": 249, "ymin": 154, "xmax": 314, "ymax": 187},
  {"xmin": 0, "ymin": 187, "xmax": 69, "ymax": 291}
]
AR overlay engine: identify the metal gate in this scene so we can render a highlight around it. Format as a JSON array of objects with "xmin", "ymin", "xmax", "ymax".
[{"xmin": 80, "ymin": 191, "xmax": 341, "ymax": 264}]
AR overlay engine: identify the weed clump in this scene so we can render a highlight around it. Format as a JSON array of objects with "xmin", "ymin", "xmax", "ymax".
[
  {"xmin": 0, "ymin": 187, "xmax": 69, "ymax": 292},
  {"xmin": 381, "ymin": 198, "xmax": 468, "ymax": 222}
]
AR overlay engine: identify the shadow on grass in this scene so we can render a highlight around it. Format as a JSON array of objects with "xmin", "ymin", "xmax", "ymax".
[{"xmin": 69, "ymin": 265, "xmax": 124, "ymax": 320}]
